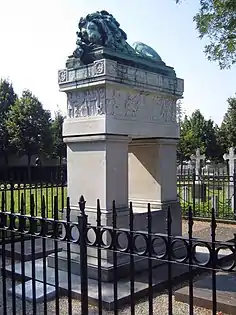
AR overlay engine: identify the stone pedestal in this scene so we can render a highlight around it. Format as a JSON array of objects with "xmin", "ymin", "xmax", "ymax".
[
  {"xmin": 64, "ymin": 134, "xmax": 129, "ymax": 211},
  {"xmin": 48, "ymin": 51, "xmax": 184, "ymax": 283}
]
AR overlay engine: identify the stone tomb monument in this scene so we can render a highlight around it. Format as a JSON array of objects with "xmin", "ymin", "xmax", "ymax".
[{"xmin": 49, "ymin": 9, "xmax": 184, "ymax": 299}]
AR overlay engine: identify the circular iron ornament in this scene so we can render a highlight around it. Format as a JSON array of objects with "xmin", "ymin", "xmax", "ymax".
[
  {"xmin": 152, "ymin": 236, "xmax": 168, "ymax": 259},
  {"xmin": 86, "ymin": 227, "xmax": 97, "ymax": 246},
  {"xmin": 133, "ymin": 233, "xmax": 148, "ymax": 256},
  {"xmin": 69, "ymin": 224, "xmax": 80, "ymax": 243},
  {"xmin": 115, "ymin": 231, "xmax": 130, "ymax": 252},
  {"xmin": 23, "ymin": 217, "xmax": 31, "ymax": 234},
  {"xmin": 215, "ymin": 245, "xmax": 236, "ymax": 271},
  {"xmin": 192, "ymin": 242, "xmax": 212, "ymax": 267},
  {"xmin": 39, "ymin": 219, "xmax": 49, "ymax": 237},
  {"xmin": 45, "ymin": 220, "xmax": 54, "ymax": 238},
  {"xmin": 100, "ymin": 228, "xmax": 113, "ymax": 249},
  {"xmin": 53, "ymin": 222, "xmax": 67, "ymax": 241},
  {"xmin": 171, "ymin": 238, "xmax": 189, "ymax": 263},
  {"xmin": 18, "ymin": 216, "xmax": 28, "ymax": 234},
  {"xmin": 32, "ymin": 218, "xmax": 43, "ymax": 236},
  {"xmin": 58, "ymin": 222, "xmax": 68, "ymax": 241},
  {"xmin": 5, "ymin": 214, "xmax": 11, "ymax": 229},
  {"xmin": 12, "ymin": 215, "xmax": 21, "ymax": 232}
]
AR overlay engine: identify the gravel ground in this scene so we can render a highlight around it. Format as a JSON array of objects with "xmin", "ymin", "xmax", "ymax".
[{"xmin": 0, "ymin": 220, "xmax": 233, "ymax": 315}]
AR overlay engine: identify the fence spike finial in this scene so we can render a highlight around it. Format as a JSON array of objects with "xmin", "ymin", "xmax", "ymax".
[{"xmin": 79, "ymin": 195, "xmax": 86, "ymax": 215}]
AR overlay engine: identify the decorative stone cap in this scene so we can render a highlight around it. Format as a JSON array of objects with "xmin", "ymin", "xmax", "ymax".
[{"xmin": 58, "ymin": 58, "xmax": 184, "ymax": 97}]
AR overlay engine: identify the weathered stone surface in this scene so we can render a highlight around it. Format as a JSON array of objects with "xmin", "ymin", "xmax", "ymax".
[
  {"xmin": 0, "ymin": 238, "xmax": 62, "ymax": 261},
  {"xmin": 8, "ymin": 280, "xmax": 56, "ymax": 303},
  {"xmin": 175, "ymin": 271, "xmax": 236, "ymax": 315},
  {"xmin": 6, "ymin": 246, "xmax": 232, "ymax": 310}
]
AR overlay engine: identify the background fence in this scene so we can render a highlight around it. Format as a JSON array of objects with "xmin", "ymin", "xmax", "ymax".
[
  {"xmin": 0, "ymin": 165, "xmax": 67, "ymax": 184},
  {"xmin": 1, "ymin": 165, "xmax": 236, "ymax": 222},
  {"xmin": 178, "ymin": 170, "xmax": 236, "ymax": 220}
]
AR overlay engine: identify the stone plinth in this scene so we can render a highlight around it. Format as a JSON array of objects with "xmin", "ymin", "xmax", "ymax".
[{"xmin": 49, "ymin": 50, "xmax": 184, "ymax": 283}]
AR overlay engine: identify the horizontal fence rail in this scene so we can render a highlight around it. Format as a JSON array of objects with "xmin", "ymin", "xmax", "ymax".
[{"xmin": 0, "ymin": 193, "xmax": 235, "ymax": 314}]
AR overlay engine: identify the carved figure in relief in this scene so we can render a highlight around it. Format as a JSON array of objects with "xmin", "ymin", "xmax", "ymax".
[
  {"xmin": 67, "ymin": 88, "xmax": 105, "ymax": 118},
  {"xmin": 71, "ymin": 10, "xmax": 162, "ymax": 64},
  {"xmin": 124, "ymin": 93, "xmax": 141, "ymax": 117},
  {"xmin": 160, "ymin": 99, "xmax": 176, "ymax": 123}
]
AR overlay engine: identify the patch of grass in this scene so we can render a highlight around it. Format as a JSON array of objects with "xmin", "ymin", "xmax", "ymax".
[{"xmin": 178, "ymin": 183, "xmax": 235, "ymax": 220}]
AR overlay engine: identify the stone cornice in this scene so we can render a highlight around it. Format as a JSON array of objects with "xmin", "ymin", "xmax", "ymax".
[{"xmin": 58, "ymin": 59, "xmax": 184, "ymax": 97}]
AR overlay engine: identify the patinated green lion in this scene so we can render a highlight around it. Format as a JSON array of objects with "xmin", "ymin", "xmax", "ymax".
[{"xmin": 72, "ymin": 10, "xmax": 162, "ymax": 63}]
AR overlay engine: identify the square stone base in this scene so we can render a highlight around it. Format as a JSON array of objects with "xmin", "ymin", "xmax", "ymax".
[
  {"xmin": 6, "ymin": 246, "xmax": 230, "ymax": 311},
  {"xmin": 48, "ymin": 202, "xmax": 182, "ymax": 281},
  {"xmin": 6, "ymin": 258, "xmax": 189, "ymax": 310}
]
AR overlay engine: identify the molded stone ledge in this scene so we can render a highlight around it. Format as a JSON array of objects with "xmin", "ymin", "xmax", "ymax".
[{"xmin": 58, "ymin": 58, "xmax": 184, "ymax": 97}]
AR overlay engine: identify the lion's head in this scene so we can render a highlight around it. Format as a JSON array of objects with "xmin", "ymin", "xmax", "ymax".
[{"xmin": 74, "ymin": 10, "xmax": 134, "ymax": 56}]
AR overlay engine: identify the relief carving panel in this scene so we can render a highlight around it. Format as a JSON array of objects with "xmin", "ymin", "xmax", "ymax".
[
  {"xmin": 67, "ymin": 88, "xmax": 105, "ymax": 118},
  {"xmin": 105, "ymin": 88, "xmax": 176, "ymax": 123},
  {"xmin": 66, "ymin": 86, "xmax": 176, "ymax": 123}
]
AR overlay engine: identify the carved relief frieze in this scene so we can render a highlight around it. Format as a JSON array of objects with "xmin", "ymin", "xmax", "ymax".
[
  {"xmin": 58, "ymin": 70, "xmax": 67, "ymax": 83},
  {"xmin": 67, "ymin": 88, "xmax": 105, "ymax": 118},
  {"xmin": 94, "ymin": 60, "xmax": 105, "ymax": 75},
  {"xmin": 66, "ymin": 85, "xmax": 176, "ymax": 123},
  {"xmin": 105, "ymin": 88, "xmax": 176, "ymax": 123}
]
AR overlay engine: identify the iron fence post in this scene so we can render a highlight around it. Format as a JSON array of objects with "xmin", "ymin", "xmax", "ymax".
[
  {"xmin": 234, "ymin": 171, "xmax": 236, "ymax": 219},
  {"xmin": 192, "ymin": 170, "xmax": 196, "ymax": 216},
  {"xmin": 78, "ymin": 195, "xmax": 88, "ymax": 315}
]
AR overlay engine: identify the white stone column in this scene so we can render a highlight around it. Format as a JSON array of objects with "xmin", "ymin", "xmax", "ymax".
[{"xmin": 64, "ymin": 133, "xmax": 129, "ymax": 212}]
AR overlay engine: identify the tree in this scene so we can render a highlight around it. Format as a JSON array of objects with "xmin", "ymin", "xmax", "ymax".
[
  {"xmin": 0, "ymin": 79, "xmax": 17, "ymax": 167},
  {"xmin": 219, "ymin": 96, "xmax": 236, "ymax": 149},
  {"xmin": 176, "ymin": 0, "xmax": 236, "ymax": 69},
  {"xmin": 176, "ymin": 99, "xmax": 186, "ymax": 124},
  {"xmin": 177, "ymin": 109, "xmax": 223, "ymax": 162},
  {"xmin": 6, "ymin": 90, "xmax": 52, "ymax": 181},
  {"xmin": 50, "ymin": 110, "xmax": 66, "ymax": 161}
]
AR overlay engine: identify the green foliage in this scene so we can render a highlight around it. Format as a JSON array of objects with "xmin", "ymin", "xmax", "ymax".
[
  {"xmin": 0, "ymin": 79, "xmax": 17, "ymax": 117},
  {"xmin": 176, "ymin": 0, "xmax": 236, "ymax": 69},
  {"xmin": 176, "ymin": 100, "xmax": 186, "ymax": 124},
  {"xmin": 219, "ymin": 96, "xmax": 236, "ymax": 149},
  {"xmin": 50, "ymin": 110, "xmax": 66, "ymax": 159},
  {"xmin": 177, "ymin": 109, "xmax": 223, "ymax": 161},
  {"xmin": 6, "ymin": 90, "xmax": 52, "ymax": 164},
  {"xmin": 0, "ymin": 79, "xmax": 17, "ymax": 163}
]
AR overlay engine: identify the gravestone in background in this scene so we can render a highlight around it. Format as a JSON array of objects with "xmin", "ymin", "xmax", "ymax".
[
  {"xmin": 223, "ymin": 147, "xmax": 236, "ymax": 213},
  {"xmin": 191, "ymin": 148, "xmax": 206, "ymax": 202}
]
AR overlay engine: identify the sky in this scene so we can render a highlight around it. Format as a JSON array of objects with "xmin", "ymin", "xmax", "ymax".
[{"xmin": 0, "ymin": 0, "xmax": 235, "ymax": 125}]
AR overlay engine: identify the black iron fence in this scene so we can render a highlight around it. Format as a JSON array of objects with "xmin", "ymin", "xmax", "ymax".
[
  {"xmin": 178, "ymin": 170, "xmax": 236, "ymax": 220},
  {"xmin": 0, "ymin": 194, "xmax": 235, "ymax": 314}
]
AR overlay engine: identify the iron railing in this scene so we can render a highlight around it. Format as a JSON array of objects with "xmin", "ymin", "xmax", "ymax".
[
  {"xmin": 0, "ymin": 194, "xmax": 235, "ymax": 314},
  {"xmin": 178, "ymin": 170, "xmax": 236, "ymax": 220}
]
